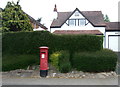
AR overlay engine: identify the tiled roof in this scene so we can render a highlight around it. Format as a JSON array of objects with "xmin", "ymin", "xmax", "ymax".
[
  {"xmin": 51, "ymin": 12, "xmax": 72, "ymax": 28},
  {"xmin": 24, "ymin": 12, "xmax": 48, "ymax": 29},
  {"xmin": 105, "ymin": 22, "xmax": 120, "ymax": 31},
  {"xmin": 82, "ymin": 11, "xmax": 106, "ymax": 26},
  {"xmin": 50, "ymin": 8, "xmax": 106, "ymax": 28},
  {"xmin": 53, "ymin": 30, "xmax": 103, "ymax": 35}
]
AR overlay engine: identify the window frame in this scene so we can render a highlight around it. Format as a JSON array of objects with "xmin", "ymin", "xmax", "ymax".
[{"xmin": 68, "ymin": 18, "xmax": 87, "ymax": 26}]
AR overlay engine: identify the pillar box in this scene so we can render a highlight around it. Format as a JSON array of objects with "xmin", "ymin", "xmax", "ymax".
[{"xmin": 39, "ymin": 46, "xmax": 49, "ymax": 77}]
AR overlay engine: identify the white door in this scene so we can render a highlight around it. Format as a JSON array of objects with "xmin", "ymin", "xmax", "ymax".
[{"xmin": 109, "ymin": 35, "xmax": 120, "ymax": 52}]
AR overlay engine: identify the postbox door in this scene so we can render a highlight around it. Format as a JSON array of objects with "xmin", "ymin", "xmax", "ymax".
[{"xmin": 40, "ymin": 52, "xmax": 48, "ymax": 70}]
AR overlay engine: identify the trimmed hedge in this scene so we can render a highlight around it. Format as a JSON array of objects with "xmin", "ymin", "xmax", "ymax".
[
  {"xmin": 2, "ymin": 31, "xmax": 103, "ymax": 55},
  {"xmin": 58, "ymin": 51, "xmax": 71, "ymax": 73},
  {"xmin": 50, "ymin": 51, "xmax": 71, "ymax": 73},
  {"xmin": 72, "ymin": 49, "xmax": 117, "ymax": 72},
  {"xmin": 2, "ymin": 54, "xmax": 39, "ymax": 71}
]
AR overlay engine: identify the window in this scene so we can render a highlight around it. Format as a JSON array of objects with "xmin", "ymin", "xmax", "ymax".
[
  {"xmin": 68, "ymin": 19, "xmax": 86, "ymax": 26},
  {"xmin": 79, "ymin": 19, "xmax": 86, "ymax": 26},
  {"xmin": 75, "ymin": 11, "xmax": 79, "ymax": 16},
  {"xmin": 69, "ymin": 20, "xmax": 75, "ymax": 26}
]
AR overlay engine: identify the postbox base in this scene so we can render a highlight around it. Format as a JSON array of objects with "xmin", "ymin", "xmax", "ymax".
[{"xmin": 40, "ymin": 70, "xmax": 48, "ymax": 77}]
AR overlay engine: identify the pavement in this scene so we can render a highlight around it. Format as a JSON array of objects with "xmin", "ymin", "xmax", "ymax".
[{"xmin": 2, "ymin": 76, "xmax": 118, "ymax": 85}]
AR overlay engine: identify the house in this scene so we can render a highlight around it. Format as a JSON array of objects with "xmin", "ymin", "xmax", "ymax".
[
  {"xmin": 50, "ymin": 5, "xmax": 120, "ymax": 52},
  {"xmin": 105, "ymin": 22, "xmax": 120, "ymax": 52},
  {"xmin": 25, "ymin": 13, "xmax": 48, "ymax": 31}
]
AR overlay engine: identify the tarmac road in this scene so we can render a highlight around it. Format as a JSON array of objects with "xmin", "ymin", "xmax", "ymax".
[{"xmin": 2, "ymin": 77, "xmax": 118, "ymax": 85}]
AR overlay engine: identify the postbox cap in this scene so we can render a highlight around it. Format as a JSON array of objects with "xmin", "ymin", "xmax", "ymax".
[{"xmin": 39, "ymin": 46, "xmax": 49, "ymax": 49}]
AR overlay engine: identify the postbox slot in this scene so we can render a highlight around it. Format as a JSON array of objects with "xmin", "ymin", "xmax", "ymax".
[{"xmin": 41, "ymin": 52, "xmax": 45, "ymax": 53}]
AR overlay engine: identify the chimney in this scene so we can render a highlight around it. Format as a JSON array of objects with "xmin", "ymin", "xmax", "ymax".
[
  {"xmin": 53, "ymin": 4, "xmax": 58, "ymax": 19},
  {"xmin": 54, "ymin": 4, "xmax": 57, "ymax": 12}
]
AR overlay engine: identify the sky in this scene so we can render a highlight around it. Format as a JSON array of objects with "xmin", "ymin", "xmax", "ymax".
[{"xmin": 0, "ymin": 0, "xmax": 120, "ymax": 27}]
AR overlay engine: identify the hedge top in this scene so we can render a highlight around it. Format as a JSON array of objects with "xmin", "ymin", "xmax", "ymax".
[{"xmin": 3, "ymin": 31, "xmax": 103, "ymax": 55}]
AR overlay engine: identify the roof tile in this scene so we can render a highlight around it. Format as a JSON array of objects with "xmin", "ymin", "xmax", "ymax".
[
  {"xmin": 53, "ymin": 30, "xmax": 103, "ymax": 35},
  {"xmin": 50, "ymin": 8, "xmax": 106, "ymax": 28},
  {"xmin": 105, "ymin": 22, "xmax": 120, "ymax": 31}
]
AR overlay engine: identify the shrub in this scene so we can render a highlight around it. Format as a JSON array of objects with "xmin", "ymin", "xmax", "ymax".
[
  {"xmin": 2, "ymin": 54, "xmax": 39, "ymax": 71},
  {"xmin": 58, "ymin": 51, "xmax": 71, "ymax": 73},
  {"xmin": 50, "ymin": 51, "xmax": 71, "ymax": 73},
  {"xmin": 59, "ymin": 62, "xmax": 71, "ymax": 73},
  {"xmin": 49, "ymin": 51, "xmax": 60, "ymax": 70},
  {"xmin": 72, "ymin": 49, "xmax": 117, "ymax": 72}
]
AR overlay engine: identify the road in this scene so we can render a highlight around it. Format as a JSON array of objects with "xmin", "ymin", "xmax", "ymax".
[{"xmin": 2, "ymin": 77, "xmax": 118, "ymax": 85}]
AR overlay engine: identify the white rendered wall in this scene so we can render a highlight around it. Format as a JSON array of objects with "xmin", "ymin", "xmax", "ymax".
[
  {"xmin": 105, "ymin": 31, "xmax": 120, "ymax": 52},
  {"xmin": 33, "ymin": 27, "xmax": 45, "ymax": 31}
]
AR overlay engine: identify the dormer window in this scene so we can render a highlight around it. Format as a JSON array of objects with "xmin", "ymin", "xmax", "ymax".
[
  {"xmin": 69, "ymin": 19, "xmax": 75, "ymax": 26},
  {"xmin": 79, "ymin": 19, "xmax": 86, "ymax": 26},
  {"xmin": 68, "ymin": 18, "xmax": 87, "ymax": 26}
]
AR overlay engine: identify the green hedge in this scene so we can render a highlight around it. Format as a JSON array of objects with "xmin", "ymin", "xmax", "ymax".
[
  {"xmin": 72, "ymin": 49, "xmax": 117, "ymax": 72},
  {"xmin": 50, "ymin": 51, "xmax": 71, "ymax": 73},
  {"xmin": 2, "ymin": 54, "xmax": 39, "ymax": 71},
  {"xmin": 2, "ymin": 31, "xmax": 103, "ymax": 55},
  {"xmin": 58, "ymin": 51, "xmax": 71, "ymax": 73}
]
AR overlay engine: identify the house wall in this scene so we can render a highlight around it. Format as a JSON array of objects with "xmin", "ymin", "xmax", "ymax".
[
  {"xmin": 33, "ymin": 28, "xmax": 45, "ymax": 31},
  {"xmin": 105, "ymin": 31, "xmax": 120, "ymax": 52},
  {"xmin": 30, "ymin": 22, "xmax": 39, "ymax": 29}
]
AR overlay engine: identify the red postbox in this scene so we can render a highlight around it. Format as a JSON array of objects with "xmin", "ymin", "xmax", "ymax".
[{"xmin": 39, "ymin": 46, "xmax": 49, "ymax": 77}]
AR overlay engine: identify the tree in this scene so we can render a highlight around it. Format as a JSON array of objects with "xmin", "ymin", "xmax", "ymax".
[
  {"xmin": 1, "ymin": 1, "xmax": 32, "ymax": 32},
  {"xmin": 104, "ymin": 14, "xmax": 110, "ymax": 22}
]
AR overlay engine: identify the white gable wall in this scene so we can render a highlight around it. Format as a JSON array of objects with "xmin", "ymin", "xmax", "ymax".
[
  {"xmin": 105, "ymin": 31, "xmax": 120, "ymax": 52},
  {"xmin": 69, "ymin": 10, "xmax": 85, "ymax": 19}
]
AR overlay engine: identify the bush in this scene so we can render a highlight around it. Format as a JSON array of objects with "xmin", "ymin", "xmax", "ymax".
[
  {"xmin": 59, "ymin": 62, "xmax": 71, "ymax": 73},
  {"xmin": 2, "ymin": 54, "xmax": 39, "ymax": 71},
  {"xmin": 2, "ymin": 31, "xmax": 103, "ymax": 55},
  {"xmin": 50, "ymin": 51, "xmax": 71, "ymax": 73},
  {"xmin": 58, "ymin": 51, "xmax": 71, "ymax": 73},
  {"xmin": 72, "ymin": 49, "xmax": 117, "ymax": 72},
  {"xmin": 50, "ymin": 51, "xmax": 60, "ymax": 70}
]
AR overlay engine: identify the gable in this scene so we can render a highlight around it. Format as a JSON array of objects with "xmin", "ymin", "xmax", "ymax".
[
  {"xmin": 65, "ymin": 10, "xmax": 90, "ymax": 27},
  {"xmin": 69, "ymin": 10, "xmax": 85, "ymax": 19},
  {"xmin": 50, "ymin": 8, "xmax": 106, "ymax": 28}
]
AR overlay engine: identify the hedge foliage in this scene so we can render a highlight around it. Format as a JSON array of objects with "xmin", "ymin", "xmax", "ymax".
[
  {"xmin": 50, "ymin": 51, "xmax": 71, "ymax": 73},
  {"xmin": 50, "ymin": 49, "xmax": 117, "ymax": 73},
  {"xmin": 72, "ymin": 49, "xmax": 117, "ymax": 72},
  {"xmin": 2, "ymin": 54, "xmax": 39, "ymax": 71},
  {"xmin": 3, "ymin": 31, "xmax": 103, "ymax": 55}
]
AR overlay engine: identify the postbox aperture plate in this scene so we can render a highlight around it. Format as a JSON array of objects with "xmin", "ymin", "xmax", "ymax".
[{"xmin": 41, "ymin": 54, "xmax": 45, "ymax": 58}]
